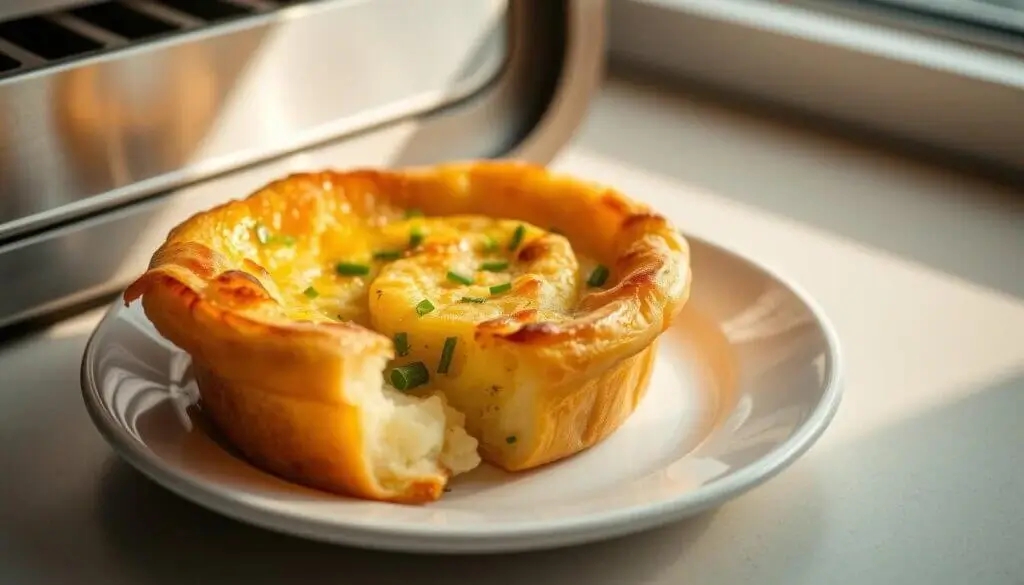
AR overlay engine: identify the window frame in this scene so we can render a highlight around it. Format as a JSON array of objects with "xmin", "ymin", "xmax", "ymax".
[{"xmin": 608, "ymin": 0, "xmax": 1024, "ymax": 176}]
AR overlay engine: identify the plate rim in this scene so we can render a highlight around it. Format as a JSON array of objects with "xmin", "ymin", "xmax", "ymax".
[{"xmin": 80, "ymin": 233, "xmax": 845, "ymax": 552}]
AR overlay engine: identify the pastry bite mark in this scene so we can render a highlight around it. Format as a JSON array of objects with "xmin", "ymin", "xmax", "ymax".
[{"xmin": 123, "ymin": 237, "xmax": 481, "ymax": 504}]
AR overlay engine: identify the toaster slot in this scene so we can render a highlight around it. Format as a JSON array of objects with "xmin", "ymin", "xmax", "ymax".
[
  {"xmin": 0, "ymin": 15, "xmax": 103, "ymax": 60},
  {"xmin": 0, "ymin": 52, "xmax": 18, "ymax": 72},
  {"xmin": 69, "ymin": 2, "xmax": 180, "ymax": 41},
  {"xmin": 154, "ymin": 0, "xmax": 254, "ymax": 22}
]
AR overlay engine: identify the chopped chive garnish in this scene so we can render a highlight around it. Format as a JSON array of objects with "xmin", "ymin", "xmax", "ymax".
[
  {"xmin": 390, "ymin": 362, "xmax": 429, "ymax": 391},
  {"xmin": 460, "ymin": 297, "xmax": 486, "ymax": 303},
  {"xmin": 302, "ymin": 286, "xmax": 319, "ymax": 299},
  {"xmin": 506, "ymin": 435, "xmax": 517, "ymax": 444},
  {"xmin": 373, "ymin": 250, "xmax": 402, "ymax": 261},
  {"xmin": 254, "ymin": 223, "xmax": 294, "ymax": 246},
  {"xmin": 483, "ymin": 236, "xmax": 498, "ymax": 252},
  {"xmin": 508, "ymin": 224, "xmax": 526, "ymax": 250},
  {"xmin": 587, "ymin": 265, "xmax": 610, "ymax": 288},
  {"xmin": 438, "ymin": 337, "xmax": 457, "ymax": 374},
  {"xmin": 255, "ymin": 223, "xmax": 270, "ymax": 244},
  {"xmin": 489, "ymin": 282, "xmax": 512, "ymax": 295},
  {"xmin": 480, "ymin": 260, "xmax": 509, "ymax": 272},
  {"xmin": 335, "ymin": 262, "xmax": 370, "ymax": 276},
  {"xmin": 404, "ymin": 208, "xmax": 424, "ymax": 218},
  {"xmin": 446, "ymin": 271, "xmax": 474, "ymax": 286},
  {"xmin": 409, "ymin": 227, "xmax": 425, "ymax": 248},
  {"xmin": 415, "ymin": 299, "xmax": 435, "ymax": 316},
  {"xmin": 393, "ymin": 332, "xmax": 409, "ymax": 357}
]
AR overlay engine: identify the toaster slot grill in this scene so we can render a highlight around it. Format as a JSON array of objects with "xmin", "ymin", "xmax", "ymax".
[
  {"xmin": 0, "ymin": 0, "xmax": 311, "ymax": 80},
  {"xmin": 0, "ymin": 16, "xmax": 103, "ymax": 60},
  {"xmin": 0, "ymin": 52, "xmax": 19, "ymax": 73},
  {"xmin": 154, "ymin": 0, "xmax": 254, "ymax": 22},
  {"xmin": 69, "ymin": 2, "xmax": 180, "ymax": 41}
]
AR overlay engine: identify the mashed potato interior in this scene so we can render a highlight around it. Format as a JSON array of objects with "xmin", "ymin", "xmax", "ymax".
[{"xmin": 343, "ymin": 354, "xmax": 480, "ymax": 490}]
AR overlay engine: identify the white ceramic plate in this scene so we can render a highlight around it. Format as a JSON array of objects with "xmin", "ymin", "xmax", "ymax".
[{"xmin": 80, "ymin": 235, "xmax": 843, "ymax": 554}]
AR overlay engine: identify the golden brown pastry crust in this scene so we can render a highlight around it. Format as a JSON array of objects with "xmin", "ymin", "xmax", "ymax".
[{"xmin": 123, "ymin": 160, "xmax": 691, "ymax": 502}]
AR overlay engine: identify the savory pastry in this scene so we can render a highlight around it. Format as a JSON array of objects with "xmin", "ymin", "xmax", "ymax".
[{"xmin": 123, "ymin": 161, "xmax": 691, "ymax": 504}]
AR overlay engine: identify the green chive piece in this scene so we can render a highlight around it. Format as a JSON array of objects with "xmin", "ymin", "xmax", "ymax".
[
  {"xmin": 587, "ymin": 265, "xmax": 610, "ymax": 288},
  {"xmin": 489, "ymin": 282, "xmax": 512, "ymax": 295},
  {"xmin": 373, "ymin": 250, "xmax": 402, "ymax": 261},
  {"xmin": 438, "ymin": 337, "xmax": 457, "ymax": 374},
  {"xmin": 508, "ymin": 224, "xmax": 526, "ymax": 250},
  {"xmin": 506, "ymin": 435, "xmax": 517, "ymax": 444},
  {"xmin": 302, "ymin": 286, "xmax": 319, "ymax": 299},
  {"xmin": 404, "ymin": 208, "xmax": 424, "ymax": 218},
  {"xmin": 460, "ymin": 297, "xmax": 486, "ymax": 304},
  {"xmin": 255, "ymin": 223, "xmax": 270, "ymax": 244},
  {"xmin": 394, "ymin": 332, "xmax": 409, "ymax": 357},
  {"xmin": 255, "ymin": 223, "xmax": 294, "ymax": 246},
  {"xmin": 415, "ymin": 299, "xmax": 435, "ymax": 316},
  {"xmin": 390, "ymin": 362, "xmax": 429, "ymax": 391},
  {"xmin": 446, "ymin": 271, "xmax": 474, "ymax": 286},
  {"xmin": 409, "ymin": 227, "xmax": 425, "ymax": 248},
  {"xmin": 480, "ymin": 260, "xmax": 509, "ymax": 272},
  {"xmin": 483, "ymin": 236, "xmax": 499, "ymax": 252},
  {"xmin": 335, "ymin": 262, "xmax": 370, "ymax": 276}
]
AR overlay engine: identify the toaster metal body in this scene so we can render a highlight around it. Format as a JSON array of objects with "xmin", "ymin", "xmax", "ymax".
[{"xmin": 0, "ymin": 0, "xmax": 605, "ymax": 329}]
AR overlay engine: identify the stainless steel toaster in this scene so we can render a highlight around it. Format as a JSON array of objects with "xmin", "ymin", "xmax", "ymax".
[{"xmin": 0, "ymin": 0, "xmax": 605, "ymax": 329}]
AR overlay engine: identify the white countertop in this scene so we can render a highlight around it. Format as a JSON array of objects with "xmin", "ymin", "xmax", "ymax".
[{"xmin": 2, "ymin": 75, "xmax": 1022, "ymax": 584}]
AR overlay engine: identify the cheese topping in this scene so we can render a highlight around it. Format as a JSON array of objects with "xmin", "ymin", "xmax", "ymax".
[{"xmin": 238, "ymin": 211, "xmax": 603, "ymax": 448}]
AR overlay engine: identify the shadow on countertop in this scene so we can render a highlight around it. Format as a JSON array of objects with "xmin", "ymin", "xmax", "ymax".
[{"xmin": 93, "ymin": 459, "xmax": 732, "ymax": 585}]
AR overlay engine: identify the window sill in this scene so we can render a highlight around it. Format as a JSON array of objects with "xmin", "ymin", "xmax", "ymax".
[{"xmin": 608, "ymin": 0, "xmax": 1024, "ymax": 175}]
